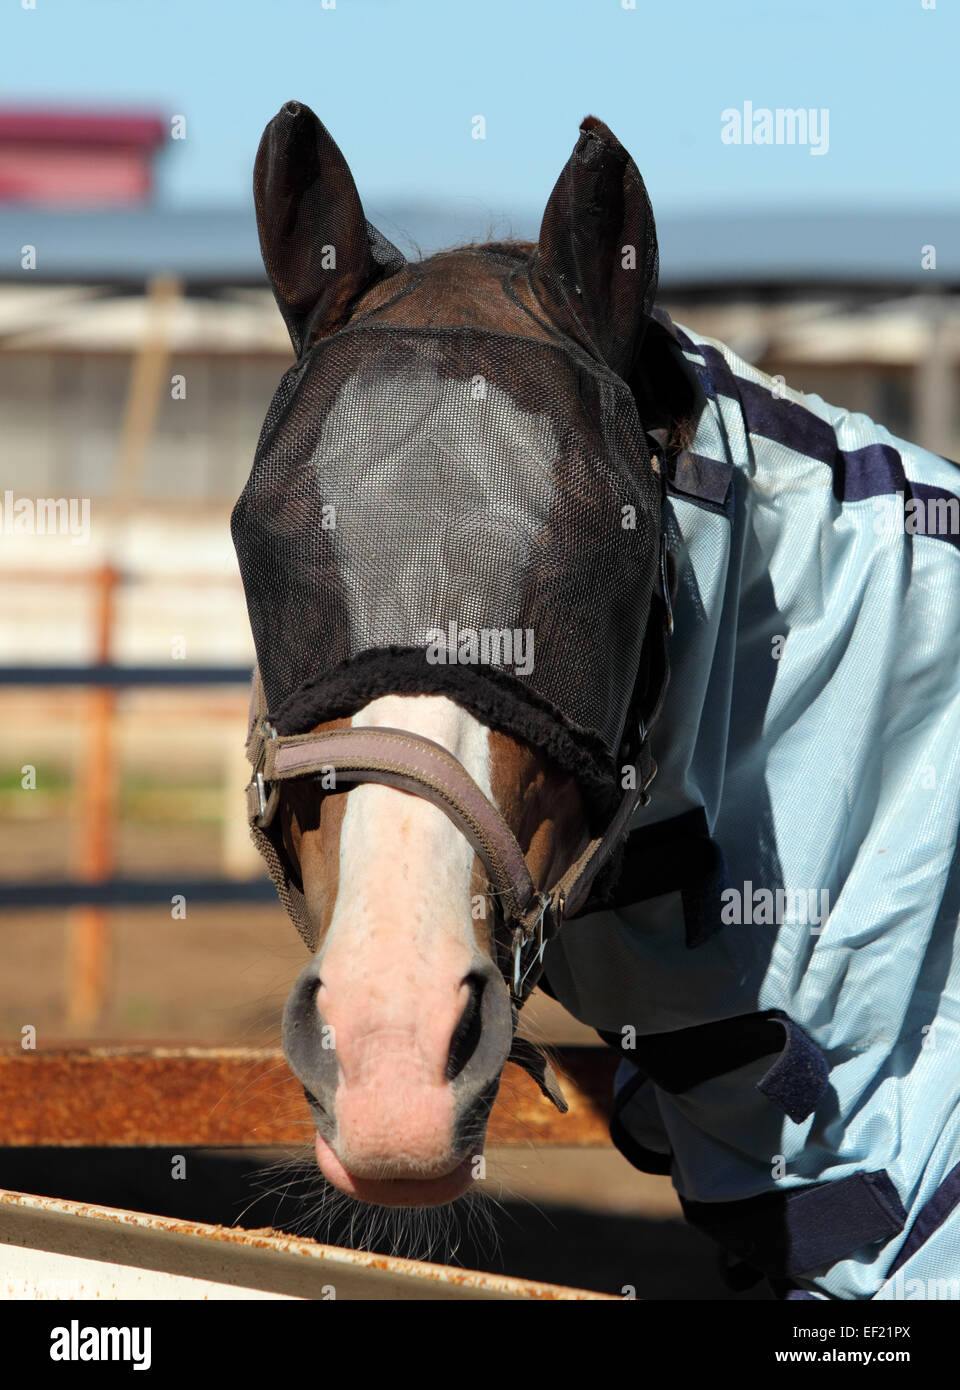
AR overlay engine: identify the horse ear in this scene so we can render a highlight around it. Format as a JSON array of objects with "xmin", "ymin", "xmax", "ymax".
[
  {"xmin": 254, "ymin": 101, "xmax": 405, "ymax": 356},
  {"xmin": 529, "ymin": 116, "xmax": 658, "ymax": 379}
]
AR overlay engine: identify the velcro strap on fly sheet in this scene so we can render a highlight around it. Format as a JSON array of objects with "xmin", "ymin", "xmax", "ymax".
[
  {"xmin": 600, "ymin": 1009, "xmax": 829, "ymax": 1125},
  {"xmin": 680, "ymin": 1171, "xmax": 907, "ymax": 1279}
]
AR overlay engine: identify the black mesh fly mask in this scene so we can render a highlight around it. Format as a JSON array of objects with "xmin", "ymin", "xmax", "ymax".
[{"xmin": 234, "ymin": 103, "xmax": 674, "ymax": 1019}]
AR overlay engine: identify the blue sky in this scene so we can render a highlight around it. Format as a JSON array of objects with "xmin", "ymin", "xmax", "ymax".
[{"xmin": 2, "ymin": 0, "xmax": 957, "ymax": 219}]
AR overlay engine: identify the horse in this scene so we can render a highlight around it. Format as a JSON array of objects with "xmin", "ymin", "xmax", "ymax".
[{"xmin": 233, "ymin": 102, "xmax": 960, "ymax": 1300}]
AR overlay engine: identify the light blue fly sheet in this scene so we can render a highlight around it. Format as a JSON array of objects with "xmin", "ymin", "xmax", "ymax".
[{"xmin": 544, "ymin": 312, "xmax": 960, "ymax": 1300}]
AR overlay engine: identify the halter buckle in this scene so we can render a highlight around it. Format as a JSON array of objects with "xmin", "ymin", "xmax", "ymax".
[
  {"xmin": 253, "ymin": 770, "xmax": 280, "ymax": 828},
  {"xmin": 511, "ymin": 890, "xmax": 561, "ymax": 1002},
  {"xmin": 248, "ymin": 717, "xmax": 281, "ymax": 828},
  {"xmin": 639, "ymin": 755, "xmax": 658, "ymax": 808},
  {"xmin": 659, "ymin": 533, "xmax": 674, "ymax": 636}
]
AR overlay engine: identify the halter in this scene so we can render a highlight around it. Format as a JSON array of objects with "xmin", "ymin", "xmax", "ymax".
[{"xmin": 245, "ymin": 666, "xmax": 659, "ymax": 1009}]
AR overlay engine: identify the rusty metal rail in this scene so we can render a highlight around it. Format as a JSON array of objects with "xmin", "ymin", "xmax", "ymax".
[
  {"xmin": 0, "ymin": 1188, "xmax": 612, "ymax": 1300},
  {"xmin": 0, "ymin": 1046, "xmax": 616, "ymax": 1148}
]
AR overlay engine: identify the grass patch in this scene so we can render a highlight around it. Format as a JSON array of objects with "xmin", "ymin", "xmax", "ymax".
[{"xmin": 0, "ymin": 769, "xmax": 225, "ymax": 825}]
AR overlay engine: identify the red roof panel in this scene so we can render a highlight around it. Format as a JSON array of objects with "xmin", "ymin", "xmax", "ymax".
[{"xmin": 0, "ymin": 109, "xmax": 167, "ymax": 148}]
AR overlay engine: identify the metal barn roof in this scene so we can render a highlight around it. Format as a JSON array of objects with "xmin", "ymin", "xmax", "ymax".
[{"xmin": 1, "ymin": 204, "xmax": 959, "ymax": 291}]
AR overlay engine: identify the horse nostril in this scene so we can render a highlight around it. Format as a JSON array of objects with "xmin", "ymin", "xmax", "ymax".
[
  {"xmin": 302, "ymin": 1083, "xmax": 329, "ymax": 1118},
  {"xmin": 446, "ymin": 972, "xmax": 486, "ymax": 1082}
]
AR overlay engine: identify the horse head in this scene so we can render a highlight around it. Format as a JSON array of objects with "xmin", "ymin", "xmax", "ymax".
[{"xmin": 233, "ymin": 101, "xmax": 685, "ymax": 1211}]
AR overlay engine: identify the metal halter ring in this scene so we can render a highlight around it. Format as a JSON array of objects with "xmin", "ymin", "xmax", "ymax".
[
  {"xmin": 512, "ymin": 890, "xmax": 560, "ymax": 1000},
  {"xmin": 659, "ymin": 532, "xmax": 674, "ymax": 636},
  {"xmin": 252, "ymin": 719, "xmax": 280, "ymax": 828},
  {"xmin": 253, "ymin": 770, "xmax": 280, "ymax": 829}
]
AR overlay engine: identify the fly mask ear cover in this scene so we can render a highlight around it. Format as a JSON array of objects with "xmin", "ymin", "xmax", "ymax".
[{"xmin": 234, "ymin": 105, "xmax": 673, "ymax": 1033}]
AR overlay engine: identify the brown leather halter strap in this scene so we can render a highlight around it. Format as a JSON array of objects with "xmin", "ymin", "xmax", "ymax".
[{"xmin": 245, "ymin": 668, "xmax": 656, "ymax": 1005}]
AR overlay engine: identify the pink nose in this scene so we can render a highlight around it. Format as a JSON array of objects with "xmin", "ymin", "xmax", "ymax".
[
  {"xmin": 282, "ymin": 939, "xmax": 516, "ymax": 1205},
  {"xmin": 335, "ymin": 1040, "xmax": 460, "ymax": 1178},
  {"xmin": 317, "ymin": 934, "xmax": 473, "ymax": 1179}
]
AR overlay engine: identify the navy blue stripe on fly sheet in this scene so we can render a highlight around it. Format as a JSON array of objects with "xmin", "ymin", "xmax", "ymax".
[
  {"xmin": 673, "ymin": 328, "xmax": 960, "ymax": 548},
  {"xmin": 599, "ymin": 1008, "xmax": 828, "ymax": 1124},
  {"xmin": 907, "ymin": 483, "xmax": 960, "ymax": 551},
  {"xmin": 608, "ymin": 1068, "xmax": 672, "ymax": 1177},
  {"xmin": 607, "ymin": 806, "xmax": 729, "ymax": 947},
  {"xmin": 668, "ymin": 450, "xmax": 734, "ymax": 518},
  {"xmin": 886, "ymin": 1157, "xmax": 960, "ymax": 1277},
  {"xmin": 680, "ymin": 1171, "xmax": 907, "ymax": 1279}
]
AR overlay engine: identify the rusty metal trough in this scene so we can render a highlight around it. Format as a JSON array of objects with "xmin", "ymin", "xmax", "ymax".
[
  {"xmin": 0, "ymin": 1045, "xmax": 615, "ymax": 1147},
  {"xmin": 0, "ymin": 1045, "xmax": 618, "ymax": 1299},
  {"xmin": 0, "ymin": 1188, "xmax": 612, "ymax": 1300}
]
